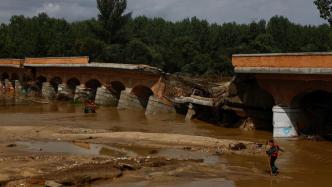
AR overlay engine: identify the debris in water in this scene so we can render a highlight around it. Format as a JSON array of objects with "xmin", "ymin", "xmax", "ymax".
[
  {"xmin": 6, "ymin": 144, "xmax": 17, "ymax": 147},
  {"xmin": 230, "ymin": 143, "xmax": 246, "ymax": 150}
]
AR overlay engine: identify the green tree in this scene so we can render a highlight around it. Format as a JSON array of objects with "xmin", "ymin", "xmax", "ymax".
[
  {"xmin": 314, "ymin": 0, "xmax": 332, "ymax": 25},
  {"xmin": 96, "ymin": 0, "xmax": 131, "ymax": 43}
]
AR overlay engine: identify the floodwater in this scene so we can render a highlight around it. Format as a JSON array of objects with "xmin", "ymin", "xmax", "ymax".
[{"xmin": 1, "ymin": 95, "xmax": 332, "ymax": 187}]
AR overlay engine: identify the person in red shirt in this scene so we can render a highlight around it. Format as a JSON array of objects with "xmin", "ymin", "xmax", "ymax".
[{"xmin": 266, "ymin": 139, "xmax": 284, "ymax": 175}]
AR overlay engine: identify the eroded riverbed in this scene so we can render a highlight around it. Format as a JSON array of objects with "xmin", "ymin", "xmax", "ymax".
[{"xmin": 0, "ymin": 95, "xmax": 332, "ymax": 187}]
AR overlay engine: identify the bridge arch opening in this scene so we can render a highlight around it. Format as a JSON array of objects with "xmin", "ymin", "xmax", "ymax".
[
  {"xmin": 131, "ymin": 85, "xmax": 154, "ymax": 108},
  {"xmin": 85, "ymin": 79, "xmax": 102, "ymax": 99},
  {"xmin": 11, "ymin": 73, "xmax": 19, "ymax": 81},
  {"xmin": 36, "ymin": 76, "xmax": 47, "ymax": 91},
  {"xmin": 107, "ymin": 81, "xmax": 126, "ymax": 99},
  {"xmin": 1, "ymin": 72, "xmax": 9, "ymax": 81},
  {"xmin": 291, "ymin": 90, "xmax": 332, "ymax": 138},
  {"xmin": 67, "ymin": 78, "xmax": 81, "ymax": 93},
  {"xmin": 234, "ymin": 78, "xmax": 275, "ymax": 130},
  {"xmin": 50, "ymin": 77, "xmax": 62, "ymax": 92}
]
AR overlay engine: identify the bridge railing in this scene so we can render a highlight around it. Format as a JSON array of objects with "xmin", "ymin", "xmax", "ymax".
[
  {"xmin": 0, "ymin": 59, "xmax": 24, "ymax": 67},
  {"xmin": 232, "ymin": 52, "xmax": 332, "ymax": 69},
  {"xmin": 25, "ymin": 56, "xmax": 89, "ymax": 65}
]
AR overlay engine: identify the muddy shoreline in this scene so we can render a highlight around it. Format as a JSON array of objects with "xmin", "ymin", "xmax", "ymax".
[{"xmin": 0, "ymin": 124, "xmax": 267, "ymax": 186}]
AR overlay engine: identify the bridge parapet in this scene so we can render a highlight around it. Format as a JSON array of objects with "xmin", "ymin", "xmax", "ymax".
[
  {"xmin": 0, "ymin": 59, "xmax": 24, "ymax": 68},
  {"xmin": 233, "ymin": 52, "xmax": 332, "ymax": 74},
  {"xmin": 25, "ymin": 56, "xmax": 89, "ymax": 65}
]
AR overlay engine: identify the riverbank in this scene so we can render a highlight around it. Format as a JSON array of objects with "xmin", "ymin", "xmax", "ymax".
[{"xmin": 0, "ymin": 124, "xmax": 267, "ymax": 186}]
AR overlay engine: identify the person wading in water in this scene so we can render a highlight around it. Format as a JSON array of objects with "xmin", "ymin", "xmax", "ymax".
[{"xmin": 266, "ymin": 139, "xmax": 284, "ymax": 176}]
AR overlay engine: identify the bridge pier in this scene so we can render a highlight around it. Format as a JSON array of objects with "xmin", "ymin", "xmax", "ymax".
[
  {"xmin": 272, "ymin": 106, "xmax": 300, "ymax": 138},
  {"xmin": 42, "ymin": 82, "xmax": 56, "ymax": 99},
  {"xmin": 57, "ymin": 84, "xmax": 75, "ymax": 100},
  {"xmin": 95, "ymin": 86, "xmax": 119, "ymax": 106},
  {"xmin": 14, "ymin": 80, "xmax": 22, "ymax": 96},
  {"xmin": 4, "ymin": 79, "xmax": 13, "ymax": 91},
  {"xmin": 118, "ymin": 89, "xmax": 146, "ymax": 111},
  {"xmin": 74, "ymin": 84, "xmax": 87, "ymax": 102},
  {"xmin": 145, "ymin": 96, "xmax": 176, "ymax": 116},
  {"xmin": 185, "ymin": 103, "xmax": 196, "ymax": 121}
]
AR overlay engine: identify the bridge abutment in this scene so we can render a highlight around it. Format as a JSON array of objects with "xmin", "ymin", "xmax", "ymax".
[{"xmin": 272, "ymin": 106, "xmax": 300, "ymax": 138}]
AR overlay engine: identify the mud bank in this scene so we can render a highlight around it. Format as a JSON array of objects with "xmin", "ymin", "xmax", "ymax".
[{"xmin": 0, "ymin": 125, "xmax": 267, "ymax": 187}]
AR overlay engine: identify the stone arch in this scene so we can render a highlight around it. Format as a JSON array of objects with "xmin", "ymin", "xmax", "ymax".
[
  {"xmin": 85, "ymin": 79, "xmax": 102, "ymax": 91},
  {"xmin": 107, "ymin": 81, "xmax": 126, "ymax": 99},
  {"xmin": 291, "ymin": 90, "xmax": 332, "ymax": 137},
  {"xmin": 50, "ymin": 76, "xmax": 63, "ymax": 92},
  {"xmin": 22, "ymin": 73, "xmax": 33, "ymax": 82},
  {"xmin": 131, "ymin": 85, "xmax": 154, "ymax": 108},
  {"xmin": 11, "ymin": 73, "xmax": 20, "ymax": 81},
  {"xmin": 67, "ymin": 78, "xmax": 81, "ymax": 93},
  {"xmin": 1, "ymin": 72, "xmax": 9, "ymax": 80},
  {"xmin": 85, "ymin": 79, "xmax": 102, "ymax": 99},
  {"xmin": 234, "ymin": 77, "xmax": 276, "ymax": 130},
  {"xmin": 36, "ymin": 76, "xmax": 47, "ymax": 83}
]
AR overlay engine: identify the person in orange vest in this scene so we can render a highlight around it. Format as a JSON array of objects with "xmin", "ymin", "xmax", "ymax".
[{"xmin": 266, "ymin": 139, "xmax": 284, "ymax": 175}]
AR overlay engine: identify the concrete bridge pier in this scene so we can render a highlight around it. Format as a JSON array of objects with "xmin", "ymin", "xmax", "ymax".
[
  {"xmin": 145, "ymin": 96, "xmax": 176, "ymax": 116},
  {"xmin": 74, "ymin": 84, "xmax": 87, "ymax": 102},
  {"xmin": 4, "ymin": 79, "xmax": 13, "ymax": 91},
  {"xmin": 95, "ymin": 86, "xmax": 119, "ymax": 106},
  {"xmin": 0, "ymin": 81, "xmax": 5, "ymax": 93},
  {"xmin": 272, "ymin": 106, "xmax": 300, "ymax": 138},
  {"xmin": 14, "ymin": 80, "xmax": 22, "ymax": 96},
  {"xmin": 185, "ymin": 103, "xmax": 196, "ymax": 121},
  {"xmin": 57, "ymin": 84, "xmax": 75, "ymax": 100},
  {"xmin": 117, "ymin": 89, "xmax": 146, "ymax": 110},
  {"xmin": 42, "ymin": 82, "xmax": 56, "ymax": 99}
]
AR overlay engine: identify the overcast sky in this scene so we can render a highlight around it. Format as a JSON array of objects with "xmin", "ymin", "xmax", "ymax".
[{"xmin": 0, "ymin": 0, "xmax": 326, "ymax": 25}]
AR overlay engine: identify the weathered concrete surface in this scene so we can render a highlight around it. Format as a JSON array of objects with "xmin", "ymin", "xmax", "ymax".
[
  {"xmin": 273, "ymin": 106, "xmax": 299, "ymax": 138},
  {"xmin": 145, "ymin": 96, "xmax": 176, "ymax": 115},
  {"xmin": 74, "ymin": 85, "xmax": 90, "ymax": 102},
  {"xmin": 185, "ymin": 103, "xmax": 196, "ymax": 121},
  {"xmin": 42, "ymin": 82, "xmax": 56, "ymax": 99},
  {"xmin": 117, "ymin": 90, "xmax": 146, "ymax": 111},
  {"xmin": 14, "ymin": 80, "xmax": 22, "ymax": 96},
  {"xmin": 95, "ymin": 87, "xmax": 119, "ymax": 106},
  {"xmin": 57, "ymin": 84, "xmax": 74, "ymax": 100}
]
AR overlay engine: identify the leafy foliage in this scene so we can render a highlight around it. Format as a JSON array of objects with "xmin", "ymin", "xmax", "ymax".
[
  {"xmin": 314, "ymin": 0, "xmax": 332, "ymax": 25},
  {"xmin": 0, "ymin": 0, "xmax": 331, "ymax": 76}
]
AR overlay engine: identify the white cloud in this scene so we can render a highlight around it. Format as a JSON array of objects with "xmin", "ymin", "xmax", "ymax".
[
  {"xmin": 0, "ymin": 0, "xmax": 327, "ymax": 25},
  {"xmin": 36, "ymin": 3, "xmax": 61, "ymax": 16}
]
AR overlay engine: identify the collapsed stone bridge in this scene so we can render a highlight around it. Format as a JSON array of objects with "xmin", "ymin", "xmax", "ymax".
[
  {"xmin": 232, "ymin": 52, "xmax": 332, "ymax": 138},
  {"xmin": 0, "ymin": 57, "xmax": 175, "ymax": 115}
]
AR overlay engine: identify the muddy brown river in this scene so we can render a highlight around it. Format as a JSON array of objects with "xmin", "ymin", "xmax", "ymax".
[{"xmin": 1, "ymin": 95, "xmax": 332, "ymax": 187}]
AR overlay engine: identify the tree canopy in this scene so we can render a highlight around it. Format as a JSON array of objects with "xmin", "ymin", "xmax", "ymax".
[
  {"xmin": 0, "ymin": 0, "xmax": 331, "ymax": 76},
  {"xmin": 314, "ymin": 0, "xmax": 332, "ymax": 25}
]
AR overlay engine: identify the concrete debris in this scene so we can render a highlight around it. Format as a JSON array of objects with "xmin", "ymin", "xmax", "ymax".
[{"xmin": 45, "ymin": 180, "xmax": 62, "ymax": 187}]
